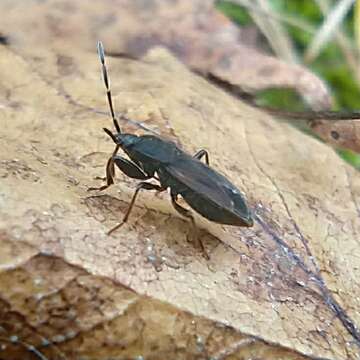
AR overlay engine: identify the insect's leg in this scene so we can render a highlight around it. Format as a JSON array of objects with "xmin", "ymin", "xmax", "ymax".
[
  {"xmin": 88, "ymin": 145, "xmax": 119, "ymax": 192},
  {"xmin": 108, "ymin": 182, "xmax": 165, "ymax": 235},
  {"xmin": 193, "ymin": 149, "xmax": 209, "ymax": 165},
  {"xmin": 88, "ymin": 155, "xmax": 151, "ymax": 192},
  {"xmin": 88, "ymin": 156, "xmax": 116, "ymax": 191},
  {"xmin": 170, "ymin": 193, "xmax": 209, "ymax": 259},
  {"xmin": 113, "ymin": 156, "xmax": 150, "ymax": 180}
]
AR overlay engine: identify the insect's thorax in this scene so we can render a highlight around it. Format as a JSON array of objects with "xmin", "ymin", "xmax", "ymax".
[
  {"xmin": 121, "ymin": 134, "xmax": 184, "ymax": 176},
  {"xmin": 118, "ymin": 134, "xmax": 253, "ymax": 227}
]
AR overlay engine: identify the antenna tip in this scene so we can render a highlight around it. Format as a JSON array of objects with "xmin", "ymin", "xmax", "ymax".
[{"xmin": 97, "ymin": 41, "xmax": 105, "ymax": 63}]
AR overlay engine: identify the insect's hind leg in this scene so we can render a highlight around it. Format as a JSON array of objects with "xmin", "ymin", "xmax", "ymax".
[
  {"xmin": 193, "ymin": 149, "xmax": 209, "ymax": 165},
  {"xmin": 170, "ymin": 193, "xmax": 209, "ymax": 259},
  {"xmin": 108, "ymin": 182, "xmax": 165, "ymax": 235}
]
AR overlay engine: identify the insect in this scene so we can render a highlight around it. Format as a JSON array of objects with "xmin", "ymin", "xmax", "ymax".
[{"xmin": 89, "ymin": 41, "xmax": 253, "ymax": 258}]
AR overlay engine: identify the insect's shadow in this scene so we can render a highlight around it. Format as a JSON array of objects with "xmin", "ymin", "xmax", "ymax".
[{"xmin": 84, "ymin": 193, "xmax": 221, "ymax": 259}]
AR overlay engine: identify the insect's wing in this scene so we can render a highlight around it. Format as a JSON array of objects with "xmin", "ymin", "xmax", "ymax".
[{"xmin": 165, "ymin": 156, "xmax": 252, "ymax": 221}]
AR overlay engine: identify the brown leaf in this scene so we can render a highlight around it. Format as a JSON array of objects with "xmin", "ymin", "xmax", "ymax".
[
  {"xmin": 310, "ymin": 119, "xmax": 360, "ymax": 153},
  {"xmin": 0, "ymin": 36, "xmax": 359, "ymax": 360},
  {"xmin": 0, "ymin": 253, "xmax": 312, "ymax": 359},
  {"xmin": 0, "ymin": 0, "xmax": 331, "ymax": 111}
]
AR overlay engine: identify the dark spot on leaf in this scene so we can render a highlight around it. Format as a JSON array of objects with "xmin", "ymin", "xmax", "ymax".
[
  {"xmin": 56, "ymin": 54, "xmax": 75, "ymax": 76},
  {"xmin": 331, "ymin": 130, "xmax": 340, "ymax": 140},
  {"xmin": 0, "ymin": 33, "xmax": 9, "ymax": 45}
]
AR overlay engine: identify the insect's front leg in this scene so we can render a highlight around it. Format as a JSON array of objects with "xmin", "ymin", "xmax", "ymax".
[
  {"xmin": 193, "ymin": 149, "xmax": 209, "ymax": 165},
  {"xmin": 113, "ymin": 156, "xmax": 150, "ymax": 180},
  {"xmin": 88, "ymin": 155, "xmax": 116, "ymax": 191},
  {"xmin": 88, "ymin": 145, "xmax": 119, "ymax": 192},
  {"xmin": 88, "ymin": 146, "xmax": 151, "ymax": 192}
]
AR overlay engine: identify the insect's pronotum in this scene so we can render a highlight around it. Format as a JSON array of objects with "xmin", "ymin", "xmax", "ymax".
[{"xmin": 89, "ymin": 41, "xmax": 253, "ymax": 258}]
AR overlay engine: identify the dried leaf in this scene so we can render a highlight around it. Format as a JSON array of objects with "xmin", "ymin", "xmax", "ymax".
[
  {"xmin": 0, "ymin": 254, "xmax": 314, "ymax": 359},
  {"xmin": 310, "ymin": 118, "xmax": 360, "ymax": 152},
  {"xmin": 0, "ymin": 34, "xmax": 359, "ymax": 360}
]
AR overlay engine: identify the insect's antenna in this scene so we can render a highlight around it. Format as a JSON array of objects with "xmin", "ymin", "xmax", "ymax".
[
  {"xmin": 103, "ymin": 127, "xmax": 118, "ymax": 143},
  {"xmin": 97, "ymin": 41, "xmax": 121, "ymax": 133}
]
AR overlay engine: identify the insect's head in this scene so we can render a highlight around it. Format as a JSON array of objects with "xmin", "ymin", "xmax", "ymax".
[{"xmin": 103, "ymin": 128, "xmax": 139, "ymax": 148}]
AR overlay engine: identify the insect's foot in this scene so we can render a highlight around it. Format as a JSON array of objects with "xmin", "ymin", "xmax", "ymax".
[
  {"xmin": 185, "ymin": 233, "xmax": 192, "ymax": 244},
  {"xmin": 187, "ymin": 231, "xmax": 209, "ymax": 259},
  {"xmin": 107, "ymin": 222, "xmax": 125, "ymax": 235},
  {"xmin": 87, "ymin": 184, "xmax": 109, "ymax": 192},
  {"xmin": 87, "ymin": 176, "xmax": 108, "ymax": 191},
  {"xmin": 201, "ymin": 247, "xmax": 210, "ymax": 260},
  {"xmin": 195, "ymin": 237, "xmax": 209, "ymax": 260}
]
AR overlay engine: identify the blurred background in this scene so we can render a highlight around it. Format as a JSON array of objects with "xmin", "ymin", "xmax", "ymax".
[
  {"xmin": 217, "ymin": 0, "xmax": 360, "ymax": 167},
  {"xmin": 2, "ymin": 0, "xmax": 360, "ymax": 167}
]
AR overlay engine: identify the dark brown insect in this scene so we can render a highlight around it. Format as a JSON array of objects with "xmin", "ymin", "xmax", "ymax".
[{"xmin": 89, "ymin": 41, "xmax": 253, "ymax": 258}]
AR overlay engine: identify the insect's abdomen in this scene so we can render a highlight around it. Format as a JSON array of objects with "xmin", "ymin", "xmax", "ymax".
[
  {"xmin": 181, "ymin": 189, "xmax": 250, "ymax": 226},
  {"xmin": 159, "ymin": 168, "xmax": 251, "ymax": 227}
]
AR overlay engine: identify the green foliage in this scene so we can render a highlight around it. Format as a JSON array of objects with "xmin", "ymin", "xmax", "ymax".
[
  {"xmin": 277, "ymin": 1, "xmax": 359, "ymax": 110},
  {"xmin": 216, "ymin": 0, "xmax": 253, "ymax": 25},
  {"xmin": 217, "ymin": 0, "xmax": 360, "ymax": 167},
  {"xmin": 255, "ymin": 88, "xmax": 305, "ymax": 111},
  {"xmin": 338, "ymin": 149, "xmax": 360, "ymax": 169}
]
